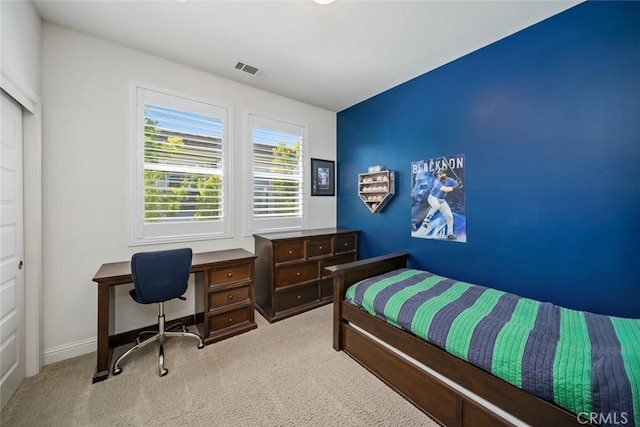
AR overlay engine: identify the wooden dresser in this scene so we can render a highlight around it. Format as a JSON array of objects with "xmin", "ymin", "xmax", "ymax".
[
  {"xmin": 193, "ymin": 248, "xmax": 258, "ymax": 345},
  {"xmin": 254, "ymin": 228, "xmax": 360, "ymax": 323}
]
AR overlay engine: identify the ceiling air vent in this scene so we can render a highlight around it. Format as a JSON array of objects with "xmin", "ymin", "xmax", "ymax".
[{"xmin": 234, "ymin": 60, "xmax": 269, "ymax": 79}]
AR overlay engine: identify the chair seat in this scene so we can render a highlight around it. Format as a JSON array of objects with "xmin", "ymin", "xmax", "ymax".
[
  {"xmin": 129, "ymin": 289, "xmax": 176, "ymax": 305},
  {"xmin": 129, "ymin": 289, "xmax": 186, "ymax": 304},
  {"xmin": 130, "ymin": 289, "xmax": 149, "ymax": 305}
]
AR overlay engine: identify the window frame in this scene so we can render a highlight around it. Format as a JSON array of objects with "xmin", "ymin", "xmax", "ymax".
[
  {"xmin": 244, "ymin": 111, "xmax": 309, "ymax": 235},
  {"xmin": 130, "ymin": 83, "xmax": 233, "ymax": 246}
]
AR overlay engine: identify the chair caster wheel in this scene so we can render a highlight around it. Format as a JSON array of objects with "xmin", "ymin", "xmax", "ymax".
[
  {"xmin": 198, "ymin": 342, "xmax": 204, "ymax": 349},
  {"xmin": 113, "ymin": 367, "xmax": 122, "ymax": 375},
  {"xmin": 160, "ymin": 368, "xmax": 168, "ymax": 377}
]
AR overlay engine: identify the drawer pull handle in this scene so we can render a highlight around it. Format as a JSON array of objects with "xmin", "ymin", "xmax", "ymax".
[
  {"xmin": 227, "ymin": 294, "xmax": 233, "ymax": 300},
  {"xmin": 319, "ymin": 245, "xmax": 323, "ymax": 250},
  {"xmin": 227, "ymin": 272, "xmax": 233, "ymax": 277},
  {"xmin": 288, "ymin": 250, "xmax": 293, "ymax": 255},
  {"xmin": 344, "ymin": 242, "xmax": 348, "ymax": 247},
  {"xmin": 296, "ymin": 295, "xmax": 301, "ymax": 300},
  {"xmin": 296, "ymin": 272, "xmax": 300, "ymax": 276},
  {"xmin": 228, "ymin": 317, "xmax": 233, "ymax": 323}
]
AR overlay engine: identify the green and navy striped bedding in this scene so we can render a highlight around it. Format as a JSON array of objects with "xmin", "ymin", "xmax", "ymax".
[{"xmin": 345, "ymin": 268, "xmax": 640, "ymax": 426}]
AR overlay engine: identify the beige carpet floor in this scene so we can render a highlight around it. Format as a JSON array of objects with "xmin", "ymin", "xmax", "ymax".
[{"xmin": 1, "ymin": 304, "xmax": 437, "ymax": 426}]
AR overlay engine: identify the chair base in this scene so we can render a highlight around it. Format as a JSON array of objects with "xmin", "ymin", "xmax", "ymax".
[
  {"xmin": 135, "ymin": 321, "xmax": 184, "ymax": 345},
  {"xmin": 112, "ymin": 304, "xmax": 204, "ymax": 377}
]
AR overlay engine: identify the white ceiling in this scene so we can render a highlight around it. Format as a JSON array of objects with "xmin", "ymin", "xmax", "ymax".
[{"xmin": 32, "ymin": 0, "xmax": 582, "ymax": 112}]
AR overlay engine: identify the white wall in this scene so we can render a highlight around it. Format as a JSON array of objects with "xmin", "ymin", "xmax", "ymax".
[
  {"xmin": 41, "ymin": 24, "xmax": 337, "ymax": 363},
  {"xmin": 1, "ymin": 0, "xmax": 44, "ymax": 376},
  {"xmin": 0, "ymin": 0, "xmax": 42, "ymax": 95}
]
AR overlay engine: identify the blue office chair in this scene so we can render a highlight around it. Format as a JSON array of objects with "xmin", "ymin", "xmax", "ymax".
[{"xmin": 112, "ymin": 248, "xmax": 204, "ymax": 377}]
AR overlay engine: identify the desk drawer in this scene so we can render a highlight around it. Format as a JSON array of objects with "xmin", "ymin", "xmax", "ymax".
[
  {"xmin": 274, "ymin": 241, "xmax": 305, "ymax": 264},
  {"xmin": 275, "ymin": 284, "xmax": 319, "ymax": 312},
  {"xmin": 274, "ymin": 262, "xmax": 318, "ymax": 288},
  {"xmin": 209, "ymin": 285, "xmax": 251, "ymax": 310},
  {"xmin": 335, "ymin": 234, "xmax": 357, "ymax": 254},
  {"xmin": 208, "ymin": 306, "xmax": 252, "ymax": 333},
  {"xmin": 210, "ymin": 263, "xmax": 251, "ymax": 286},
  {"xmin": 308, "ymin": 237, "xmax": 333, "ymax": 259}
]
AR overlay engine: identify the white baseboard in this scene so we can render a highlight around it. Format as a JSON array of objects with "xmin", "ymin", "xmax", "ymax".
[{"xmin": 43, "ymin": 337, "xmax": 96, "ymax": 366}]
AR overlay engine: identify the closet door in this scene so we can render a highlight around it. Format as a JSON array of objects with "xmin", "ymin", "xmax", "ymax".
[{"xmin": 1, "ymin": 90, "xmax": 25, "ymax": 410}]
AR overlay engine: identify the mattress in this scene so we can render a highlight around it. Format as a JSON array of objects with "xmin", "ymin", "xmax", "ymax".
[{"xmin": 345, "ymin": 268, "xmax": 640, "ymax": 426}]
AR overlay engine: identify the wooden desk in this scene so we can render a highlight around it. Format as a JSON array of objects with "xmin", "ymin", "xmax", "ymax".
[{"xmin": 91, "ymin": 248, "xmax": 257, "ymax": 383}]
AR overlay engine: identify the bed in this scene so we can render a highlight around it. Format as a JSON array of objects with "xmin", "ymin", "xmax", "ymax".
[{"xmin": 327, "ymin": 252, "xmax": 639, "ymax": 427}]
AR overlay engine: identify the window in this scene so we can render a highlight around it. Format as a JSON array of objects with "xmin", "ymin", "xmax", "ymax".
[
  {"xmin": 131, "ymin": 86, "xmax": 231, "ymax": 244},
  {"xmin": 246, "ymin": 114, "xmax": 307, "ymax": 233}
]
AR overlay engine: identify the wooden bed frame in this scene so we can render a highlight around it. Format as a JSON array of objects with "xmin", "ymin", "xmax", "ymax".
[{"xmin": 327, "ymin": 252, "xmax": 586, "ymax": 427}]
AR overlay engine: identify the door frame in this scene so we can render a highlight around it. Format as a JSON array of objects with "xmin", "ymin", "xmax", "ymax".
[{"xmin": 1, "ymin": 69, "xmax": 43, "ymax": 377}]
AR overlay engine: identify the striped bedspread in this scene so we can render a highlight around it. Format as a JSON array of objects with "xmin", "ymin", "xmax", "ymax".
[{"xmin": 345, "ymin": 268, "xmax": 640, "ymax": 426}]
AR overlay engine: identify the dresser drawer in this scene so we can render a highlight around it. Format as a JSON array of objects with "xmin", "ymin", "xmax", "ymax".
[
  {"xmin": 208, "ymin": 306, "xmax": 252, "ymax": 333},
  {"xmin": 308, "ymin": 237, "xmax": 333, "ymax": 259},
  {"xmin": 321, "ymin": 253, "xmax": 357, "ymax": 278},
  {"xmin": 275, "ymin": 284, "xmax": 319, "ymax": 312},
  {"xmin": 274, "ymin": 261, "xmax": 318, "ymax": 288},
  {"xmin": 253, "ymin": 229, "xmax": 359, "ymax": 323},
  {"xmin": 274, "ymin": 241, "xmax": 306, "ymax": 264},
  {"xmin": 209, "ymin": 285, "xmax": 251, "ymax": 310},
  {"xmin": 210, "ymin": 263, "xmax": 251, "ymax": 286},
  {"xmin": 320, "ymin": 279, "xmax": 333, "ymax": 300},
  {"xmin": 335, "ymin": 234, "xmax": 357, "ymax": 254}
]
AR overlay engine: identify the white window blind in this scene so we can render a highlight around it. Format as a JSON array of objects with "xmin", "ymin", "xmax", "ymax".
[
  {"xmin": 132, "ymin": 87, "xmax": 231, "ymax": 244},
  {"xmin": 247, "ymin": 114, "xmax": 307, "ymax": 233}
]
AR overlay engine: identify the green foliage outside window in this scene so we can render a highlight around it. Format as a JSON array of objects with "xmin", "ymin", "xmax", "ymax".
[
  {"xmin": 143, "ymin": 170, "xmax": 189, "ymax": 221},
  {"xmin": 194, "ymin": 174, "xmax": 222, "ymax": 219},
  {"xmin": 143, "ymin": 118, "xmax": 222, "ymax": 222},
  {"xmin": 270, "ymin": 140, "xmax": 301, "ymax": 214}
]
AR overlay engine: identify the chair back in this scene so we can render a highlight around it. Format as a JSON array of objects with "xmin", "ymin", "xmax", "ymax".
[{"xmin": 131, "ymin": 248, "xmax": 193, "ymax": 304}]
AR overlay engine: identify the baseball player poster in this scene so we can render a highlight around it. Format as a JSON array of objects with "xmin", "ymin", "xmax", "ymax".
[{"xmin": 411, "ymin": 154, "xmax": 466, "ymax": 242}]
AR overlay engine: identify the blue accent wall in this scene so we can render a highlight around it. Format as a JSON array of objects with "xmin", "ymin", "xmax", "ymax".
[{"xmin": 336, "ymin": 1, "xmax": 640, "ymax": 318}]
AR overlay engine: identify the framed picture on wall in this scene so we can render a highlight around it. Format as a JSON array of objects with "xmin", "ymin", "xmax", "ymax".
[
  {"xmin": 410, "ymin": 153, "xmax": 466, "ymax": 243},
  {"xmin": 311, "ymin": 158, "xmax": 335, "ymax": 196}
]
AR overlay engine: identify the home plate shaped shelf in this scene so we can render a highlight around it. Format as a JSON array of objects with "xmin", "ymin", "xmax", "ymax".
[{"xmin": 358, "ymin": 170, "xmax": 395, "ymax": 213}]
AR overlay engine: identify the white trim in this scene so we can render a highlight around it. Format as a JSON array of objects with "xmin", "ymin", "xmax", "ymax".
[
  {"xmin": 44, "ymin": 337, "xmax": 96, "ymax": 366},
  {"xmin": 0, "ymin": 66, "xmax": 44, "ymax": 377},
  {"xmin": 0, "ymin": 67, "xmax": 36, "ymax": 113},
  {"xmin": 128, "ymin": 82, "xmax": 234, "ymax": 246},
  {"xmin": 243, "ymin": 109, "xmax": 310, "ymax": 236}
]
